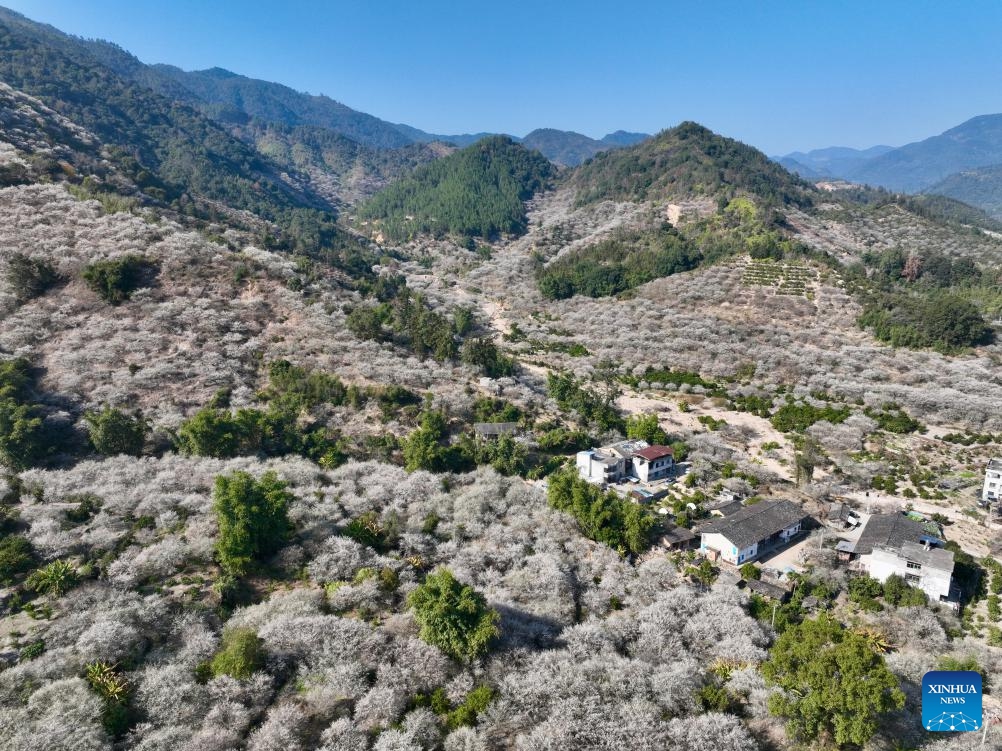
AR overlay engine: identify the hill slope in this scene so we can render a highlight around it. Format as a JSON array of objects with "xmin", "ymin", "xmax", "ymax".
[
  {"xmin": 357, "ymin": 136, "xmax": 554, "ymax": 240},
  {"xmin": 925, "ymin": 163, "xmax": 1002, "ymax": 219},
  {"xmin": 0, "ymin": 7, "xmax": 330, "ymax": 224},
  {"xmin": 849, "ymin": 114, "xmax": 1002, "ymax": 192},
  {"xmin": 570, "ymin": 121, "xmax": 814, "ymax": 207}
]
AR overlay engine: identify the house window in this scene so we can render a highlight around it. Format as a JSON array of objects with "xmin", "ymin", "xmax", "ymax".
[
  {"xmin": 905, "ymin": 573, "xmax": 921, "ymax": 585},
  {"xmin": 906, "ymin": 560, "xmax": 921, "ymax": 570}
]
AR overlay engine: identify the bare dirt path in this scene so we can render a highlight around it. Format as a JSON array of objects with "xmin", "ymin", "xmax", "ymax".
[{"xmin": 615, "ymin": 390, "xmax": 795, "ymax": 482}]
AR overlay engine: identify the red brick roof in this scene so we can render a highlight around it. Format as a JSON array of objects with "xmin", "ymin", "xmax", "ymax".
[{"xmin": 633, "ymin": 445, "xmax": 673, "ymax": 461}]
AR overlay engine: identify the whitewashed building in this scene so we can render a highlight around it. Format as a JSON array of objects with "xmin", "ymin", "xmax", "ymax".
[
  {"xmin": 699, "ymin": 500, "xmax": 807, "ymax": 565},
  {"xmin": 575, "ymin": 439, "xmax": 674, "ymax": 485},
  {"xmin": 868, "ymin": 541, "xmax": 955, "ymax": 603},
  {"xmin": 982, "ymin": 458, "xmax": 1002, "ymax": 502}
]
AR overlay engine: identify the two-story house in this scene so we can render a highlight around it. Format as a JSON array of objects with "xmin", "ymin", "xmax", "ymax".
[{"xmin": 982, "ymin": 458, "xmax": 1002, "ymax": 503}]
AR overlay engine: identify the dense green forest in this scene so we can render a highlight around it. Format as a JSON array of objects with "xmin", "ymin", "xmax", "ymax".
[
  {"xmin": 538, "ymin": 223, "xmax": 701, "ymax": 299},
  {"xmin": 357, "ymin": 136, "xmax": 554, "ymax": 241},
  {"xmin": 853, "ymin": 245, "xmax": 994, "ymax": 352},
  {"xmin": 570, "ymin": 121, "xmax": 813, "ymax": 208}
]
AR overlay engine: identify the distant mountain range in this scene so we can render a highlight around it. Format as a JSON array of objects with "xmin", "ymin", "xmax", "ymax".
[
  {"xmin": 81, "ymin": 33, "xmax": 649, "ymax": 165},
  {"xmin": 778, "ymin": 114, "xmax": 1002, "ymax": 218},
  {"xmin": 775, "ymin": 145, "xmax": 895, "ymax": 181}
]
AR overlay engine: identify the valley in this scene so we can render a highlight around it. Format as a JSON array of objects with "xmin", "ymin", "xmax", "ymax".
[{"xmin": 0, "ymin": 5, "xmax": 1001, "ymax": 751}]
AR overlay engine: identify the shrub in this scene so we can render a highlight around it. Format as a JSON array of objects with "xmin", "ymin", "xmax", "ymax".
[
  {"xmin": 18, "ymin": 639, "xmax": 45, "ymax": 660},
  {"xmin": 0, "ymin": 534, "xmax": 35, "ymax": 581},
  {"xmin": 210, "ymin": 628, "xmax": 265, "ymax": 679},
  {"xmin": 26, "ymin": 559, "xmax": 79, "ymax": 597},
  {"xmin": 0, "ymin": 359, "xmax": 50, "ymax": 470},
  {"xmin": 739, "ymin": 562, "xmax": 760, "ymax": 581},
  {"xmin": 85, "ymin": 661, "xmax": 133, "ymax": 737},
  {"xmin": 175, "ymin": 407, "xmax": 243, "ymax": 458},
  {"xmin": 213, "ymin": 471, "xmax": 292, "ymax": 577},
  {"xmin": 461, "ymin": 337, "xmax": 516, "ymax": 378},
  {"xmin": 5, "ymin": 252, "xmax": 61, "ymax": 302},
  {"xmin": 858, "ymin": 291, "xmax": 991, "ymax": 352},
  {"xmin": 625, "ymin": 413, "xmax": 668, "ymax": 445},
  {"xmin": 407, "ymin": 568, "xmax": 500, "ymax": 662},
  {"xmin": 82, "ymin": 255, "xmax": 156, "ymax": 305},
  {"xmin": 446, "ymin": 685, "xmax": 496, "ymax": 729},
  {"xmin": 771, "ymin": 401, "xmax": 851, "ymax": 432},
  {"xmin": 84, "ymin": 407, "xmax": 146, "ymax": 456}
]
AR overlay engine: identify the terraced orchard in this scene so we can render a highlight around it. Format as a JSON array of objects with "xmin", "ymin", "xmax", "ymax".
[{"xmin": 740, "ymin": 258, "xmax": 820, "ymax": 298}]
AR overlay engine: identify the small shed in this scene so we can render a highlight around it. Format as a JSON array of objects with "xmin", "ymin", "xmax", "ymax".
[
  {"xmin": 660, "ymin": 525, "xmax": 697, "ymax": 551},
  {"xmin": 835, "ymin": 539, "xmax": 856, "ymax": 562},
  {"xmin": 473, "ymin": 422, "xmax": 519, "ymax": 439},
  {"xmin": 745, "ymin": 578, "xmax": 790, "ymax": 602}
]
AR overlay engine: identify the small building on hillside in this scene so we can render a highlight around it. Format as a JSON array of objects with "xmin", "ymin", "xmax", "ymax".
[
  {"xmin": 848, "ymin": 512, "xmax": 942, "ymax": 559},
  {"xmin": 699, "ymin": 500, "xmax": 808, "ymax": 565},
  {"xmin": 632, "ymin": 445, "xmax": 674, "ymax": 483},
  {"xmin": 660, "ymin": 525, "xmax": 697, "ymax": 551},
  {"xmin": 868, "ymin": 541, "xmax": 956, "ymax": 603},
  {"xmin": 745, "ymin": 578, "xmax": 791, "ymax": 602},
  {"xmin": 575, "ymin": 439, "xmax": 674, "ymax": 485},
  {"xmin": 982, "ymin": 458, "xmax": 1002, "ymax": 503},
  {"xmin": 474, "ymin": 422, "xmax": 519, "ymax": 440}
]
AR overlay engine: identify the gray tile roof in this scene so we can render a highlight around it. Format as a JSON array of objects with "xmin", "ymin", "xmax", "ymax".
[
  {"xmin": 474, "ymin": 422, "xmax": 519, "ymax": 436},
  {"xmin": 700, "ymin": 500, "xmax": 807, "ymax": 549},
  {"xmin": 746, "ymin": 578, "xmax": 789, "ymax": 600},
  {"xmin": 989, "ymin": 458, "xmax": 1002, "ymax": 472},
  {"xmin": 853, "ymin": 513, "xmax": 929, "ymax": 556},
  {"xmin": 894, "ymin": 541, "xmax": 955, "ymax": 573}
]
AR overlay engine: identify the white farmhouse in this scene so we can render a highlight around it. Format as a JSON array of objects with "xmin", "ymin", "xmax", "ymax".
[
  {"xmin": 699, "ymin": 500, "xmax": 807, "ymax": 565},
  {"xmin": 868, "ymin": 542, "xmax": 955, "ymax": 603},
  {"xmin": 982, "ymin": 458, "xmax": 1002, "ymax": 503},
  {"xmin": 575, "ymin": 439, "xmax": 674, "ymax": 485}
]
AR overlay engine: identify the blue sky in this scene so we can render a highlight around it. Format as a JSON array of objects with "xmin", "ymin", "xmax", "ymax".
[{"xmin": 5, "ymin": 1, "xmax": 1002, "ymax": 154}]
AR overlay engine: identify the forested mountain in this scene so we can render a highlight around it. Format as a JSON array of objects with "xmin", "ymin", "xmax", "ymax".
[
  {"xmin": 136, "ymin": 64, "xmax": 416, "ymax": 150},
  {"xmin": 0, "ymin": 7, "xmax": 330, "ymax": 227},
  {"xmin": 518, "ymin": 128, "xmax": 620, "ymax": 167},
  {"xmin": 570, "ymin": 121, "xmax": 814, "ymax": 207},
  {"xmin": 357, "ymin": 136, "xmax": 554, "ymax": 240},
  {"xmin": 849, "ymin": 114, "xmax": 1002, "ymax": 192},
  {"xmin": 924, "ymin": 163, "xmax": 1002, "ymax": 219}
]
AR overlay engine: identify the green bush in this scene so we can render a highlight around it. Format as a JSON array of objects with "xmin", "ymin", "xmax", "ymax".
[
  {"xmin": 0, "ymin": 534, "xmax": 35, "ymax": 581},
  {"xmin": 213, "ymin": 471, "xmax": 292, "ymax": 577},
  {"xmin": 85, "ymin": 407, "xmax": 146, "ymax": 456},
  {"xmin": 18, "ymin": 639, "xmax": 45, "ymax": 660},
  {"xmin": 407, "ymin": 568, "xmax": 500, "ymax": 662},
  {"xmin": 762, "ymin": 615, "xmax": 904, "ymax": 748},
  {"xmin": 770, "ymin": 401, "xmax": 851, "ymax": 432},
  {"xmin": 5, "ymin": 252, "xmax": 61, "ymax": 302},
  {"xmin": 446, "ymin": 684, "xmax": 496, "ymax": 729},
  {"xmin": 82, "ymin": 255, "xmax": 156, "ymax": 305},
  {"xmin": 210, "ymin": 628, "xmax": 265, "ymax": 679},
  {"xmin": 538, "ymin": 224, "xmax": 701, "ymax": 300},
  {"xmin": 625, "ymin": 413, "xmax": 668, "ymax": 445},
  {"xmin": 26, "ymin": 559, "xmax": 79, "ymax": 597},
  {"xmin": 461, "ymin": 337, "xmax": 516, "ymax": 378}
]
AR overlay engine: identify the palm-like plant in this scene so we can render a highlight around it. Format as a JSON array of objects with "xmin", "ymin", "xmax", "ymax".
[
  {"xmin": 26, "ymin": 559, "xmax": 79, "ymax": 597},
  {"xmin": 85, "ymin": 661, "xmax": 130, "ymax": 703}
]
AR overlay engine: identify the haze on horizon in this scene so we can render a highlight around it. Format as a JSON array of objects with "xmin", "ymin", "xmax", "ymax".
[{"xmin": 4, "ymin": 0, "xmax": 1002, "ymax": 155}]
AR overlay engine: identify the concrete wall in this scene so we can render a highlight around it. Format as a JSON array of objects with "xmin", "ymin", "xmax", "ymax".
[{"xmin": 867, "ymin": 548, "xmax": 952, "ymax": 601}]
